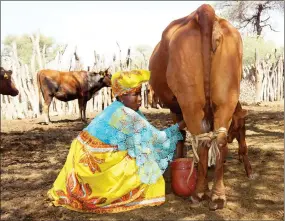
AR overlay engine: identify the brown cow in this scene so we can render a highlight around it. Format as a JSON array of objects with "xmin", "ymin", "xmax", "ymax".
[
  {"xmin": 37, "ymin": 69, "xmax": 111, "ymax": 124},
  {"xmin": 149, "ymin": 4, "xmax": 243, "ymax": 210},
  {"xmin": 0, "ymin": 67, "xmax": 19, "ymax": 96},
  {"xmin": 146, "ymin": 83, "xmax": 162, "ymax": 109},
  {"xmin": 228, "ymin": 101, "xmax": 252, "ymax": 178}
]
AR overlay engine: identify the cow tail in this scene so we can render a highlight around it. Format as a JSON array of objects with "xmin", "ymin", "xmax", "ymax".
[
  {"xmin": 37, "ymin": 71, "xmax": 43, "ymax": 114},
  {"xmin": 196, "ymin": 4, "xmax": 215, "ymax": 117}
]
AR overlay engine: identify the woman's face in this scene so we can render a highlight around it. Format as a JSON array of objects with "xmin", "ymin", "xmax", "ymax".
[{"xmin": 119, "ymin": 90, "xmax": 142, "ymax": 111}]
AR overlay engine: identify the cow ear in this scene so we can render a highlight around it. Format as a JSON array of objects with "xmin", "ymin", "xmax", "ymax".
[
  {"xmin": 237, "ymin": 109, "xmax": 248, "ymax": 118},
  {"xmin": 104, "ymin": 68, "xmax": 110, "ymax": 76}
]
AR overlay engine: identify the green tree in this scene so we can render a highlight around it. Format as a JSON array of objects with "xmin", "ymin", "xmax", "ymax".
[
  {"xmin": 2, "ymin": 33, "xmax": 61, "ymax": 65},
  {"xmin": 214, "ymin": 1, "xmax": 284, "ymax": 37},
  {"xmin": 243, "ymin": 35, "xmax": 284, "ymax": 66},
  {"xmin": 132, "ymin": 44, "xmax": 153, "ymax": 69}
]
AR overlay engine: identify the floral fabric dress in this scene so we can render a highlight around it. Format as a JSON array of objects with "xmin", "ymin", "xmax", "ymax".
[{"xmin": 47, "ymin": 101, "xmax": 183, "ymax": 213}]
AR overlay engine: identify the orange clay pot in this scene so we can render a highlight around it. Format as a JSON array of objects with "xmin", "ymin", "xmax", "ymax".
[{"xmin": 170, "ymin": 158, "xmax": 197, "ymax": 197}]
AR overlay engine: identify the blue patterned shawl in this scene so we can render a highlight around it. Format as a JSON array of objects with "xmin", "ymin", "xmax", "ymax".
[{"xmin": 84, "ymin": 101, "xmax": 183, "ymax": 184}]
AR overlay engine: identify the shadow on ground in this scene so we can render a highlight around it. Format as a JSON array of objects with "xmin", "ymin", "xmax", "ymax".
[{"xmin": 1, "ymin": 106, "xmax": 284, "ymax": 220}]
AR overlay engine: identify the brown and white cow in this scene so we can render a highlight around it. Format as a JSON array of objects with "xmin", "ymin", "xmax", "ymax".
[
  {"xmin": 37, "ymin": 69, "xmax": 111, "ymax": 124},
  {"xmin": 0, "ymin": 67, "xmax": 19, "ymax": 96},
  {"xmin": 149, "ymin": 4, "xmax": 243, "ymax": 210}
]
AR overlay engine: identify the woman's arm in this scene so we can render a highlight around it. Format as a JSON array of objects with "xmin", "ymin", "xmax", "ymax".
[{"xmin": 178, "ymin": 120, "xmax": 186, "ymax": 130}]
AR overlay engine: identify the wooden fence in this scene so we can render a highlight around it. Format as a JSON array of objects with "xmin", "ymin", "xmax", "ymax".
[
  {"xmin": 242, "ymin": 54, "xmax": 284, "ymax": 102},
  {"xmin": 1, "ymin": 39, "xmax": 284, "ymax": 120}
]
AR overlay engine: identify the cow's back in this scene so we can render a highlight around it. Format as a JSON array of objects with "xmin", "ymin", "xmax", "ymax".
[
  {"xmin": 38, "ymin": 69, "xmax": 87, "ymax": 89},
  {"xmin": 37, "ymin": 70, "xmax": 88, "ymax": 101},
  {"xmin": 39, "ymin": 69, "xmax": 85, "ymax": 84}
]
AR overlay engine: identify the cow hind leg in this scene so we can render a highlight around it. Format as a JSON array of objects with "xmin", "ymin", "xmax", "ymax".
[
  {"xmin": 190, "ymin": 143, "xmax": 211, "ymax": 206},
  {"xmin": 209, "ymin": 105, "xmax": 237, "ymax": 210},
  {"xmin": 209, "ymin": 135, "xmax": 228, "ymax": 210}
]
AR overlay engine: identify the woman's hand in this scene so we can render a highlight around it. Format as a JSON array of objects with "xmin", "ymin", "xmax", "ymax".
[{"xmin": 178, "ymin": 120, "xmax": 186, "ymax": 130}]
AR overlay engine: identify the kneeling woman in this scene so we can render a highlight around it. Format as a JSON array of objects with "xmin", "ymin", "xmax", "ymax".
[{"xmin": 47, "ymin": 69, "xmax": 186, "ymax": 213}]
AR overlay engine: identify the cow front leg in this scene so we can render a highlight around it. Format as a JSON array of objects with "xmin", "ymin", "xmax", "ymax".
[
  {"xmin": 235, "ymin": 121, "xmax": 252, "ymax": 178},
  {"xmin": 239, "ymin": 144, "xmax": 252, "ymax": 179},
  {"xmin": 155, "ymin": 97, "xmax": 162, "ymax": 109},
  {"xmin": 237, "ymin": 135, "xmax": 253, "ymax": 178},
  {"xmin": 146, "ymin": 90, "xmax": 152, "ymax": 109},
  {"xmin": 82, "ymin": 100, "xmax": 88, "ymax": 123},
  {"xmin": 43, "ymin": 96, "xmax": 52, "ymax": 124},
  {"xmin": 77, "ymin": 98, "xmax": 84, "ymax": 122}
]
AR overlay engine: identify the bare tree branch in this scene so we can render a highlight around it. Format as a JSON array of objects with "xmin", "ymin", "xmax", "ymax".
[
  {"xmin": 238, "ymin": 19, "xmax": 253, "ymax": 29},
  {"xmin": 261, "ymin": 16, "xmax": 270, "ymax": 23},
  {"xmin": 260, "ymin": 23, "xmax": 279, "ymax": 32},
  {"xmin": 216, "ymin": 1, "xmax": 282, "ymax": 36}
]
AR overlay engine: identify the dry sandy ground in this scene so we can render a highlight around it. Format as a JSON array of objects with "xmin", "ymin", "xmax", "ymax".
[{"xmin": 1, "ymin": 101, "xmax": 284, "ymax": 221}]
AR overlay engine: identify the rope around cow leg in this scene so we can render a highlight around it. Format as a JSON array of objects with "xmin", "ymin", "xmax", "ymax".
[
  {"xmin": 208, "ymin": 127, "xmax": 227, "ymax": 167},
  {"xmin": 186, "ymin": 127, "xmax": 228, "ymax": 179}
]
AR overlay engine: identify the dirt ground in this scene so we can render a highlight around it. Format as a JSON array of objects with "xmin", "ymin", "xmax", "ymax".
[{"xmin": 1, "ymin": 101, "xmax": 284, "ymax": 221}]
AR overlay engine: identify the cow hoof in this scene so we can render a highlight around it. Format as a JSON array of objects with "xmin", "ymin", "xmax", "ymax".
[
  {"xmin": 189, "ymin": 193, "xmax": 210, "ymax": 208},
  {"xmin": 209, "ymin": 199, "xmax": 226, "ymax": 211},
  {"xmin": 248, "ymin": 173, "xmax": 258, "ymax": 180},
  {"xmin": 189, "ymin": 196, "xmax": 202, "ymax": 208}
]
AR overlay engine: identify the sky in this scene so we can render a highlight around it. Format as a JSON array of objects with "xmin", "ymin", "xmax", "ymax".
[{"xmin": 1, "ymin": 1, "xmax": 284, "ymax": 68}]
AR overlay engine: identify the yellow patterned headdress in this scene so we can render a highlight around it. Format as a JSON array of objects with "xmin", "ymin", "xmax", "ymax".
[{"xmin": 111, "ymin": 69, "xmax": 150, "ymax": 97}]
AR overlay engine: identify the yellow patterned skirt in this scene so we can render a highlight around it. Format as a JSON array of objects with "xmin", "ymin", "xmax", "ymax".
[{"xmin": 47, "ymin": 131, "xmax": 165, "ymax": 213}]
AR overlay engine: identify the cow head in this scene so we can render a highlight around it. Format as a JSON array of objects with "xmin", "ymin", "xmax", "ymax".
[
  {"xmin": 227, "ymin": 103, "xmax": 248, "ymax": 143},
  {"xmin": 87, "ymin": 68, "xmax": 111, "ymax": 90},
  {"xmin": 98, "ymin": 67, "xmax": 111, "ymax": 87},
  {"xmin": 0, "ymin": 67, "xmax": 19, "ymax": 96}
]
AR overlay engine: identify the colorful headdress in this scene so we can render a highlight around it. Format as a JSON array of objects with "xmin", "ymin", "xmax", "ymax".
[{"xmin": 111, "ymin": 69, "xmax": 150, "ymax": 97}]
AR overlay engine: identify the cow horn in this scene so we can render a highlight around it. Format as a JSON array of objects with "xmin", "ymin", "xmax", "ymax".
[{"xmin": 104, "ymin": 67, "xmax": 111, "ymax": 76}]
